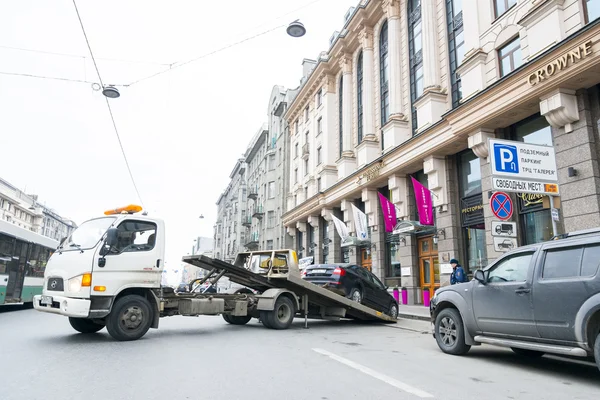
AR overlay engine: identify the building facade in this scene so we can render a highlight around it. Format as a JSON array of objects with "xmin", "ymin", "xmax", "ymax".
[
  {"xmin": 213, "ymin": 158, "xmax": 247, "ymax": 263},
  {"xmin": 283, "ymin": 0, "xmax": 600, "ymax": 304},
  {"xmin": 213, "ymin": 86, "xmax": 297, "ymax": 259},
  {"xmin": 0, "ymin": 177, "xmax": 76, "ymax": 241}
]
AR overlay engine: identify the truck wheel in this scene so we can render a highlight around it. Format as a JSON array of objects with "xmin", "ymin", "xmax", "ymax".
[
  {"xmin": 594, "ymin": 332, "xmax": 600, "ymax": 372},
  {"xmin": 105, "ymin": 295, "xmax": 153, "ymax": 341},
  {"xmin": 222, "ymin": 314, "xmax": 232, "ymax": 324},
  {"xmin": 434, "ymin": 308, "xmax": 471, "ymax": 355},
  {"xmin": 265, "ymin": 296, "xmax": 295, "ymax": 330},
  {"xmin": 260, "ymin": 311, "xmax": 273, "ymax": 328},
  {"xmin": 511, "ymin": 348, "xmax": 544, "ymax": 358},
  {"xmin": 69, "ymin": 317, "xmax": 104, "ymax": 334},
  {"xmin": 226, "ymin": 315, "xmax": 252, "ymax": 325}
]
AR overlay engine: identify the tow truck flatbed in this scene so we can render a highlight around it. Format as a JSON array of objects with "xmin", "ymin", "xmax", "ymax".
[{"xmin": 183, "ymin": 253, "xmax": 396, "ymax": 323}]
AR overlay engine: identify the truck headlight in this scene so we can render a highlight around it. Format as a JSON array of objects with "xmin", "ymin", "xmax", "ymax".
[{"xmin": 68, "ymin": 273, "xmax": 92, "ymax": 292}]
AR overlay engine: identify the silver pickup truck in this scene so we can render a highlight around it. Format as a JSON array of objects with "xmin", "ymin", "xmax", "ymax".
[{"xmin": 430, "ymin": 228, "xmax": 600, "ymax": 372}]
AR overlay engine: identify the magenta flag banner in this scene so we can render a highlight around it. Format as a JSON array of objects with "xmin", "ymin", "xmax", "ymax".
[
  {"xmin": 411, "ymin": 177, "xmax": 434, "ymax": 226},
  {"xmin": 378, "ymin": 192, "xmax": 397, "ymax": 233}
]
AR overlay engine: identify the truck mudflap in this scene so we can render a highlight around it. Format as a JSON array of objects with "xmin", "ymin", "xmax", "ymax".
[{"xmin": 183, "ymin": 254, "xmax": 396, "ymax": 323}]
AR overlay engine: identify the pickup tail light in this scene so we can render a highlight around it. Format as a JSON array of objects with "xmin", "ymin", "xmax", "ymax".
[{"xmin": 333, "ymin": 267, "xmax": 346, "ymax": 276}]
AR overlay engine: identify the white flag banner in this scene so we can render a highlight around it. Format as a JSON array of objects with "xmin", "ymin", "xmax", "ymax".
[
  {"xmin": 351, "ymin": 204, "xmax": 369, "ymax": 240},
  {"xmin": 330, "ymin": 214, "xmax": 349, "ymax": 240}
]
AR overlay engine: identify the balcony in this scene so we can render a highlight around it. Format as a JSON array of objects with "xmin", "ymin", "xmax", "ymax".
[
  {"xmin": 247, "ymin": 187, "xmax": 258, "ymax": 200},
  {"xmin": 245, "ymin": 232, "xmax": 259, "ymax": 250},
  {"xmin": 242, "ymin": 216, "xmax": 252, "ymax": 227},
  {"xmin": 301, "ymin": 143, "xmax": 310, "ymax": 160},
  {"xmin": 252, "ymin": 205, "xmax": 264, "ymax": 219}
]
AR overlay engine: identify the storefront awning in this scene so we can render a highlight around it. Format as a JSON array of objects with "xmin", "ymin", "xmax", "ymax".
[
  {"xmin": 340, "ymin": 236, "xmax": 371, "ymax": 247},
  {"xmin": 392, "ymin": 220, "xmax": 436, "ymax": 235}
]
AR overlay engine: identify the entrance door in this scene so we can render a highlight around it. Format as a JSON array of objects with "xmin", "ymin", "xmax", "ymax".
[
  {"xmin": 360, "ymin": 248, "xmax": 372, "ymax": 272},
  {"xmin": 5, "ymin": 239, "xmax": 28, "ymax": 302},
  {"xmin": 418, "ymin": 236, "xmax": 439, "ymax": 299}
]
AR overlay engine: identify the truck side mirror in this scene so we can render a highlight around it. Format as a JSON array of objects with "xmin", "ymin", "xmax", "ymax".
[
  {"xmin": 106, "ymin": 228, "xmax": 119, "ymax": 247},
  {"xmin": 474, "ymin": 269, "xmax": 486, "ymax": 285}
]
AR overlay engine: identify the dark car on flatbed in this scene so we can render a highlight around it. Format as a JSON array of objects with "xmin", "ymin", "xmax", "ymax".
[{"xmin": 302, "ymin": 263, "xmax": 398, "ymax": 319}]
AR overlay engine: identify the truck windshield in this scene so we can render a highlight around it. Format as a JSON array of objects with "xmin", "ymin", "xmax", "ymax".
[{"xmin": 61, "ymin": 217, "xmax": 116, "ymax": 251}]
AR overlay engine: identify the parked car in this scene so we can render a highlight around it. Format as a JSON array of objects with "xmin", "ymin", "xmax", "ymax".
[
  {"xmin": 430, "ymin": 227, "xmax": 600, "ymax": 371},
  {"xmin": 302, "ymin": 263, "xmax": 398, "ymax": 319}
]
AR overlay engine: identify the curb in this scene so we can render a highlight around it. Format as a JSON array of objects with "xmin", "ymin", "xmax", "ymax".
[{"xmin": 398, "ymin": 312, "xmax": 430, "ymax": 322}]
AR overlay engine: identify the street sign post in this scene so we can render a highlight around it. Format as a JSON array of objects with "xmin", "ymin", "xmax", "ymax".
[
  {"xmin": 489, "ymin": 138, "xmax": 560, "ymax": 235},
  {"xmin": 490, "ymin": 192, "xmax": 513, "ymax": 221}
]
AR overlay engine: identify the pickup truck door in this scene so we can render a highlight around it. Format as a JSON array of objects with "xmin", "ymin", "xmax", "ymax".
[
  {"xmin": 532, "ymin": 242, "xmax": 600, "ymax": 344},
  {"xmin": 472, "ymin": 250, "xmax": 539, "ymax": 339}
]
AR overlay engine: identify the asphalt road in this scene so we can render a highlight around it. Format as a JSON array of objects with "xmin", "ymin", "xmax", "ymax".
[{"xmin": 1, "ymin": 305, "xmax": 599, "ymax": 400}]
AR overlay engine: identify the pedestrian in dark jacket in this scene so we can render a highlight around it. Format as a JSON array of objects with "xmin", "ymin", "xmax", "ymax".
[{"xmin": 450, "ymin": 258, "xmax": 468, "ymax": 284}]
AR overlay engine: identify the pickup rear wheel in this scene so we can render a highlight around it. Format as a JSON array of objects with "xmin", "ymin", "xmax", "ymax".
[
  {"xmin": 69, "ymin": 317, "xmax": 105, "ymax": 334},
  {"xmin": 264, "ymin": 296, "xmax": 295, "ymax": 330},
  {"xmin": 594, "ymin": 332, "xmax": 600, "ymax": 372},
  {"xmin": 434, "ymin": 308, "xmax": 471, "ymax": 355},
  {"xmin": 511, "ymin": 348, "xmax": 545, "ymax": 358},
  {"xmin": 106, "ymin": 295, "xmax": 153, "ymax": 341}
]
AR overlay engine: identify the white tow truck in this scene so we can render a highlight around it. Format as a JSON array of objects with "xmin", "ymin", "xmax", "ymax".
[{"xmin": 34, "ymin": 205, "xmax": 396, "ymax": 341}]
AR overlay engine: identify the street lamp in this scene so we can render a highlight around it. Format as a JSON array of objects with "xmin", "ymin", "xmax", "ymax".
[
  {"xmin": 287, "ymin": 20, "xmax": 306, "ymax": 38},
  {"xmin": 199, "ymin": 214, "xmax": 204, "ymax": 219},
  {"xmin": 102, "ymin": 85, "xmax": 120, "ymax": 98}
]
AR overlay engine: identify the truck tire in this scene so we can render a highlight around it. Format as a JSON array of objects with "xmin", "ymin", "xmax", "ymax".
[
  {"xmin": 264, "ymin": 296, "xmax": 295, "ymax": 330},
  {"xmin": 226, "ymin": 315, "xmax": 252, "ymax": 325},
  {"xmin": 69, "ymin": 317, "xmax": 105, "ymax": 334},
  {"xmin": 260, "ymin": 311, "xmax": 273, "ymax": 328},
  {"xmin": 594, "ymin": 332, "xmax": 600, "ymax": 372},
  {"xmin": 222, "ymin": 314, "xmax": 232, "ymax": 324},
  {"xmin": 105, "ymin": 295, "xmax": 153, "ymax": 341},
  {"xmin": 511, "ymin": 348, "xmax": 545, "ymax": 358},
  {"xmin": 434, "ymin": 308, "xmax": 471, "ymax": 355}
]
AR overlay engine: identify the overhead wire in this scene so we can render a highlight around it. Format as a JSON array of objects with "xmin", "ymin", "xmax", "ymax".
[
  {"xmin": 0, "ymin": 71, "xmax": 95, "ymax": 84},
  {"xmin": 72, "ymin": 0, "xmax": 145, "ymax": 208}
]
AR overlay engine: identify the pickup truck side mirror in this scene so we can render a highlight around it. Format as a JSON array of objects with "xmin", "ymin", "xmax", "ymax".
[{"xmin": 474, "ymin": 269, "xmax": 487, "ymax": 284}]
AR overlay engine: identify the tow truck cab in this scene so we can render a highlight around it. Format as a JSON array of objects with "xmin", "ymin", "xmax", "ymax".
[{"xmin": 33, "ymin": 204, "xmax": 165, "ymax": 323}]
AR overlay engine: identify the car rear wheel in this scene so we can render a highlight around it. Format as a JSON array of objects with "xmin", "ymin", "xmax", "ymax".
[
  {"xmin": 434, "ymin": 308, "xmax": 470, "ymax": 355},
  {"xmin": 511, "ymin": 348, "xmax": 545, "ymax": 358},
  {"xmin": 349, "ymin": 288, "xmax": 363, "ymax": 304},
  {"xmin": 594, "ymin": 332, "xmax": 600, "ymax": 372},
  {"xmin": 387, "ymin": 302, "xmax": 398, "ymax": 319},
  {"xmin": 69, "ymin": 317, "xmax": 105, "ymax": 334}
]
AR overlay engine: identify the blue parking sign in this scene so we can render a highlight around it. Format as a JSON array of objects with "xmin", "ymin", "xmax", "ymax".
[{"xmin": 493, "ymin": 143, "xmax": 519, "ymax": 174}]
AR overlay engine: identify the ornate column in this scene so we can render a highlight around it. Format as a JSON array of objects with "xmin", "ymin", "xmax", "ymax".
[
  {"xmin": 307, "ymin": 215, "xmax": 321, "ymax": 263},
  {"xmin": 337, "ymin": 55, "xmax": 357, "ymax": 179},
  {"xmin": 341, "ymin": 199, "xmax": 359, "ymax": 264}
]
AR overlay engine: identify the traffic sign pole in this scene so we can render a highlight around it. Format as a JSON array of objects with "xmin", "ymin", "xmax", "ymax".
[{"xmin": 549, "ymin": 195, "xmax": 558, "ymax": 236}]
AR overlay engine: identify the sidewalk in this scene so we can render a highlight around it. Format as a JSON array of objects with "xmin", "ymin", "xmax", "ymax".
[{"xmin": 397, "ymin": 304, "xmax": 430, "ymax": 321}]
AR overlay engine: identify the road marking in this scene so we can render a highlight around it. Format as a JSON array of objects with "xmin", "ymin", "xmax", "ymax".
[{"xmin": 312, "ymin": 348, "xmax": 434, "ymax": 398}]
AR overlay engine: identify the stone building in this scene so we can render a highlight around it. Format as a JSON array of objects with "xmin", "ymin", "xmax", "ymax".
[{"xmin": 282, "ymin": 0, "xmax": 600, "ymax": 304}]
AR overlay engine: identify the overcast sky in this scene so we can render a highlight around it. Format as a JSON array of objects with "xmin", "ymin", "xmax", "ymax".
[{"xmin": 0, "ymin": 0, "xmax": 357, "ymax": 269}]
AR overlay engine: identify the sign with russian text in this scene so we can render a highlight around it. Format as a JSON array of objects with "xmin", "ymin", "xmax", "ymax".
[
  {"xmin": 492, "ymin": 177, "xmax": 560, "ymax": 195},
  {"xmin": 490, "ymin": 139, "xmax": 558, "ymax": 183}
]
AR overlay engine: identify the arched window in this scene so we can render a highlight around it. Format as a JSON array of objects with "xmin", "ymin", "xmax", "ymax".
[
  {"xmin": 408, "ymin": 0, "xmax": 423, "ymax": 133},
  {"xmin": 357, "ymin": 51, "xmax": 364, "ymax": 143},
  {"xmin": 446, "ymin": 0, "xmax": 464, "ymax": 107},
  {"xmin": 339, "ymin": 74, "xmax": 344, "ymax": 158},
  {"xmin": 379, "ymin": 21, "xmax": 389, "ymax": 127}
]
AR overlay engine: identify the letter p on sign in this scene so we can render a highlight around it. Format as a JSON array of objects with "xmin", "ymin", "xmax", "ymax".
[{"xmin": 494, "ymin": 144, "xmax": 519, "ymax": 174}]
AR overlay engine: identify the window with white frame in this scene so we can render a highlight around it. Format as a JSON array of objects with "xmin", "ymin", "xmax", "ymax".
[
  {"xmin": 585, "ymin": 0, "xmax": 600, "ymax": 23},
  {"xmin": 317, "ymin": 89, "xmax": 322, "ymax": 107},
  {"xmin": 268, "ymin": 154, "xmax": 275, "ymax": 170},
  {"xmin": 498, "ymin": 37, "xmax": 522, "ymax": 77},
  {"xmin": 317, "ymin": 146, "xmax": 322, "ymax": 165},
  {"xmin": 294, "ymin": 168, "xmax": 298, "ymax": 183},
  {"xmin": 304, "ymin": 106, "xmax": 309, "ymax": 123},
  {"xmin": 267, "ymin": 211, "xmax": 275, "ymax": 228},
  {"xmin": 494, "ymin": 0, "xmax": 517, "ymax": 19},
  {"xmin": 304, "ymin": 158, "xmax": 309, "ymax": 176},
  {"xmin": 267, "ymin": 181, "xmax": 275, "ymax": 198},
  {"xmin": 317, "ymin": 117, "xmax": 322, "ymax": 135},
  {"xmin": 295, "ymin": 143, "xmax": 299, "ymax": 158}
]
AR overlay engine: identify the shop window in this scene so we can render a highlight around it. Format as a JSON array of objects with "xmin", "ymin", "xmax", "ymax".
[
  {"xmin": 512, "ymin": 115, "xmax": 554, "ymax": 244},
  {"xmin": 458, "ymin": 150, "xmax": 486, "ymax": 271},
  {"xmin": 498, "ymin": 37, "xmax": 523, "ymax": 77},
  {"xmin": 585, "ymin": 0, "xmax": 600, "ymax": 23}
]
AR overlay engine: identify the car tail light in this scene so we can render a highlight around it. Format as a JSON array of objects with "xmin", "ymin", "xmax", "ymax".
[
  {"xmin": 333, "ymin": 267, "xmax": 346, "ymax": 276},
  {"xmin": 301, "ymin": 270, "xmax": 306, "ymax": 277}
]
